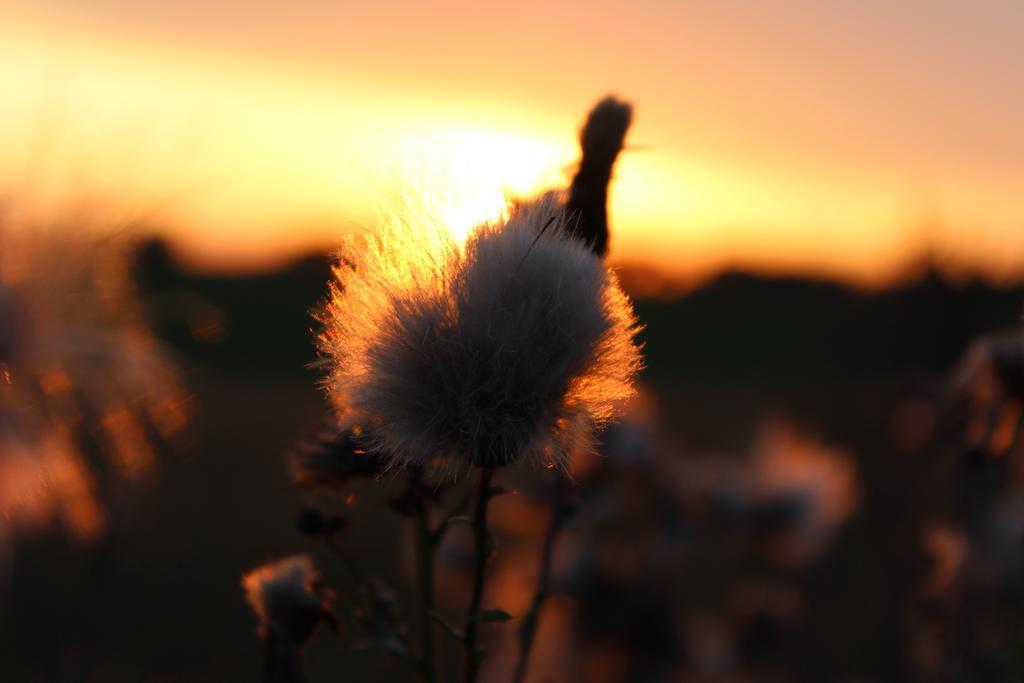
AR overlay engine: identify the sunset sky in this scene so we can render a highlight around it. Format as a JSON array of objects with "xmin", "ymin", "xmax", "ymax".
[{"xmin": 2, "ymin": 1, "xmax": 1022, "ymax": 288}]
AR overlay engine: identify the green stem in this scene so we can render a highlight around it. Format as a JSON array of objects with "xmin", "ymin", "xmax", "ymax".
[
  {"xmin": 413, "ymin": 495, "xmax": 438, "ymax": 683},
  {"xmin": 512, "ymin": 474, "xmax": 565, "ymax": 683},
  {"xmin": 463, "ymin": 467, "xmax": 495, "ymax": 683}
]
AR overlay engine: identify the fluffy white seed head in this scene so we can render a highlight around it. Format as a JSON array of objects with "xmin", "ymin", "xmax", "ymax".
[
  {"xmin": 318, "ymin": 197, "xmax": 642, "ymax": 473},
  {"xmin": 242, "ymin": 555, "xmax": 328, "ymax": 643}
]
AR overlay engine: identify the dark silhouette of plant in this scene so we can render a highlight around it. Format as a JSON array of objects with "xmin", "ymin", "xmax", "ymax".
[{"xmin": 565, "ymin": 96, "xmax": 632, "ymax": 256}]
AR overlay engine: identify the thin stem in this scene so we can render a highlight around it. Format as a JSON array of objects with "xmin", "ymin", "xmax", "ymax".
[
  {"xmin": 413, "ymin": 494, "xmax": 439, "ymax": 683},
  {"xmin": 323, "ymin": 535, "xmax": 413, "ymax": 661},
  {"xmin": 431, "ymin": 489, "xmax": 472, "ymax": 546},
  {"xmin": 512, "ymin": 474, "xmax": 566, "ymax": 683},
  {"xmin": 463, "ymin": 466, "xmax": 496, "ymax": 683},
  {"xmin": 263, "ymin": 628, "xmax": 307, "ymax": 683}
]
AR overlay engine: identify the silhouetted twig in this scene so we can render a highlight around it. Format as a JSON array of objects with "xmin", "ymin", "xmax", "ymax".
[
  {"xmin": 513, "ymin": 474, "xmax": 568, "ymax": 683},
  {"xmin": 409, "ymin": 471, "xmax": 439, "ymax": 683},
  {"xmin": 263, "ymin": 630, "xmax": 308, "ymax": 683},
  {"xmin": 431, "ymin": 488, "xmax": 472, "ymax": 546},
  {"xmin": 463, "ymin": 467, "xmax": 496, "ymax": 683}
]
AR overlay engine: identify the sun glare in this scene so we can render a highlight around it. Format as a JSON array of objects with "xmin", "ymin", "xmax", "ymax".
[
  {"xmin": 391, "ymin": 126, "xmax": 573, "ymax": 244},
  {"xmin": 3, "ymin": 14, "xmax": 1024, "ymax": 288}
]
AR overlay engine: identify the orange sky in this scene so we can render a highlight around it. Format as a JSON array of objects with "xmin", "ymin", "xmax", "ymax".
[{"xmin": 1, "ymin": 1, "xmax": 1022, "ymax": 288}]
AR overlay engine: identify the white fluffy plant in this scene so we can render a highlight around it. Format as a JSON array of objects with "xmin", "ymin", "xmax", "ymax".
[
  {"xmin": 254, "ymin": 97, "xmax": 639, "ymax": 683},
  {"xmin": 243, "ymin": 555, "xmax": 336, "ymax": 683},
  {"xmin": 312, "ymin": 193, "xmax": 642, "ymax": 683},
  {"xmin": 318, "ymin": 196, "xmax": 642, "ymax": 475}
]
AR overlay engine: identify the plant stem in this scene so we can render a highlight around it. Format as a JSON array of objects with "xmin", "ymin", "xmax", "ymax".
[
  {"xmin": 512, "ymin": 474, "xmax": 566, "ymax": 683},
  {"xmin": 431, "ymin": 489, "xmax": 472, "ymax": 546},
  {"xmin": 463, "ymin": 466, "xmax": 495, "ymax": 683},
  {"xmin": 413, "ymin": 494, "xmax": 438, "ymax": 683},
  {"xmin": 263, "ymin": 629, "xmax": 307, "ymax": 683}
]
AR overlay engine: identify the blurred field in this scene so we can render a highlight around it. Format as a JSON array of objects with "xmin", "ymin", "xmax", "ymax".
[{"xmin": 1, "ymin": 239, "xmax": 1021, "ymax": 682}]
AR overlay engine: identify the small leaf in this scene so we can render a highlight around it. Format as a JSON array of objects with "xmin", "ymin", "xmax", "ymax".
[{"xmin": 471, "ymin": 609, "xmax": 512, "ymax": 624}]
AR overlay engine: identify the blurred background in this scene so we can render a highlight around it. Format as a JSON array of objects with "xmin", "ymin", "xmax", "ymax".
[{"xmin": 1, "ymin": 1, "xmax": 1023, "ymax": 682}]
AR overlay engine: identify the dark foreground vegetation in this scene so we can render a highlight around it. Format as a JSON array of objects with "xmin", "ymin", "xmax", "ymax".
[{"xmin": 2, "ymin": 239, "xmax": 1022, "ymax": 682}]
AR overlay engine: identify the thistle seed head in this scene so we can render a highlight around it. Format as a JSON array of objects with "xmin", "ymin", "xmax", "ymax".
[
  {"xmin": 318, "ymin": 197, "xmax": 642, "ymax": 473},
  {"xmin": 242, "ymin": 555, "xmax": 334, "ymax": 646}
]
